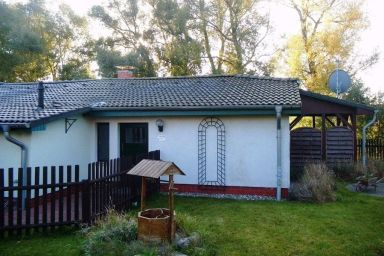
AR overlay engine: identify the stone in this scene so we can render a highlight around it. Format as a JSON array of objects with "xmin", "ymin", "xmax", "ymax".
[
  {"xmin": 176, "ymin": 232, "xmax": 201, "ymax": 249},
  {"xmin": 172, "ymin": 252, "xmax": 188, "ymax": 256}
]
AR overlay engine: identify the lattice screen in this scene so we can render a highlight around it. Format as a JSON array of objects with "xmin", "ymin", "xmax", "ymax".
[{"xmin": 198, "ymin": 117, "xmax": 225, "ymax": 186}]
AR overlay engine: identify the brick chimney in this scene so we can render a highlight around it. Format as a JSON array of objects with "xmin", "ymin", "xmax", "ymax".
[{"xmin": 116, "ymin": 66, "xmax": 136, "ymax": 79}]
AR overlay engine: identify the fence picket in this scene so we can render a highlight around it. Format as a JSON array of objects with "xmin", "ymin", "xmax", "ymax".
[
  {"xmin": 42, "ymin": 167, "xmax": 48, "ymax": 231},
  {"xmin": 16, "ymin": 168, "xmax": 22, "ymax": 236},
  {"xmin": 26, "ymin": 167, "xmax": 31, "ymax": 234},
  {"xmin": 67, "ymin": 166, "xmax": 72, "ymax": 222},
  {"xmin": 34, "ymin": 167, "xmax": 40, "ymax": 229},
  {"xmin": 8, "ymin": 168, "xmax": 14, "ymax": 233},
  {"xmin": 91, "ymin": 162, "xmax": 95, "ymax": 218},
  {"xmin": 50, "ymin": 167, "xmax": 56, "ymax": 226},
  {"xmin": 74, "ymin": 166, "xmax": 79, "ymax": 221},
  {"xmin": 59, "ymin": 166, "xmax": 64, "ymax": 223},
  {"xmin": 357, "ymin": 139, "xmax": 384, "ymax": 161},
  {"xmin": 95, "ymin": 162, "xmax": 100, "ymax": 218}
]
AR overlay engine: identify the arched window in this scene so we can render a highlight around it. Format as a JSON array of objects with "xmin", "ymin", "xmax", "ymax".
[{"xmin": 198, "ymin": 117, "xmax": 225, "ymax": 186}]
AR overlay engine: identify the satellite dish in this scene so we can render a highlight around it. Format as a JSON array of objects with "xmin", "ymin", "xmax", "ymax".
[{"xmin": 328, "ymin": 69, "xmax": 351, "ymax": 97}]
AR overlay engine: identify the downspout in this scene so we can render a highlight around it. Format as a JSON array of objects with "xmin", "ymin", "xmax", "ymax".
[
  {"xmin": 362, "ymin": 110, "xmax": 379, "ymax": 168},
  {"xmin": 1, "ymin": 125, "xmax": 28, "ymax": 208},
  {"xmin": 275, "ymin": 106, "xmax": 282, "ymax": 201}
]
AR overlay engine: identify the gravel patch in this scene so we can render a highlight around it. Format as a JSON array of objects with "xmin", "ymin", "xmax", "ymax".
[{"xmin": 173, "ymin": 192, "xmax": 276, "ymax": 201}]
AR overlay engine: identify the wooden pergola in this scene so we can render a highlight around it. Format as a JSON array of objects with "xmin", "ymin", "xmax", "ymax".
[{"xmin": 290, "ymin": 90, "xmax": 375, "ymax": 166}]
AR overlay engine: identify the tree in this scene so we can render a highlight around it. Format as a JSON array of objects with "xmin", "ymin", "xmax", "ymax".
[
  {"xmin": 282, "ymin": 0, "xmax": 378, "ymax": 93},
  {"xmin": 95, "ymin": 40, "xmax": 156, "ymax": 78},
  {"xmin": 343, "ymin": 81, "xmax": 384, "ymax": 139},
  {"xmin": 59, "ymin": 59, "xmax": 93, "ymax": 81},
  {"xmin": 370, "ymin": 92, "xmax": 384, "ymax": 139},
  {"xmin": 188, "ymin": 0, "xmax": 272, "ymax": 74},
  {"xmin": 43, "ymin": 4, "xmax": 93, "ymax": 80},
  {"xmin": 0, "ymin": 1, "xmax": 46, "ymax": 82},
  {"xmin": 89, "ymin": 0, "xmax": 142, "ymax": 50},
  {"xmin": 23, "ymin": 1, "xmax": 93, "ymax": 80},
  {"xmin": 0, "ymin": 0, "xmax": 93, "ymax": 82},
  {"xmin": 90, "ymin": 0, "xmax": 156, "ymax": 76},
  {"xmin": 149, "ymin": 0, "xmax": 202, "ymax": 75}
]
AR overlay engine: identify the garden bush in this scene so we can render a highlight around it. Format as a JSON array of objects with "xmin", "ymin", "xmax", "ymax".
[
  {"xmin": 81, "ymin": 210, "xmax": 216, "ymax": 256},
  {"xmin": 332, "ymin": 161, "xmax": 364, "ymax": 181},
  {"xmin": 368, "ymin": 160, "xmax": 384, "ymax": 178},
  {"xmin": 290, "ymin": 167, "xmax": 305, "ymax": 182},
  {"xmin": 81, "ymin": 210, "xmax": 140, "ymax": 256},
  {"xmin": 290, "ymin": 163, "xmax": 336, "ymax": 203}
]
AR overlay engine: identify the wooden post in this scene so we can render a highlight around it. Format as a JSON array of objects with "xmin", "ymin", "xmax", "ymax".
[
  {"xmin": 312, "ymin": 116, "xmax": 316, "ymax": 128},
  {"xmin": 81, "ymin": 179, "xmax": 91, "ymax": 224},
  {"xmin": 169, "ymin": 174, "xmax": 175, "ymax": 241},
  {"xmin": 352, "ymin": 114, "xmax": 357, "ymax": 162},
  {"xmin": 140, "ymin": 177, "xmax": 146, "ymax": 212},
  {"xmin": 322, "ymin": 114, "xmax": 326, "ymax": 161}
]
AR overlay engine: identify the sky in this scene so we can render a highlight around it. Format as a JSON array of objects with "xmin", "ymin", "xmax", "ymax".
[{"xmin": 7, "ymin": 0, "xmax": 384, "ymax": 93}]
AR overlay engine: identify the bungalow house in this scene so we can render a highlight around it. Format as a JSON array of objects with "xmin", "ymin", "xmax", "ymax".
[{"xmin": 0, "ymin": 75, "xmax": 374, "ymax": 199}]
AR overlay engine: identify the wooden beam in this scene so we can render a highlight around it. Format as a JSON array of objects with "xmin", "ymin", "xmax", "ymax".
[
  {"xmin": 351, "ymin": 114, "xmax": 357, "ymax": 162},
  {"xmin": 325, "ymin": 116, "xmax": 336, "ymax": 127},
  {"xmin": 322, "ymin": 114, "xmax": 326, "ymax": 161},
  {"xmin": 290, "ymin": 115, "xmax": 303, "ymax": 130},
  {"xmin": 140, "ymin": 177, "xmax": 146, "ymax": 212},
  {"xmin": 336, "ymin": 113, "xmax": 353, "ymax": 129},
  {"xmin": 336, "ymin": 116, "xmax": 341, "ymax": 126},
  {"xmin": 312, "ymin": 116, "xmax": 316, "ymax": 128},
  {"xmin": 169, "ymin": 175, "xmax": 175, "ymax": 241}
]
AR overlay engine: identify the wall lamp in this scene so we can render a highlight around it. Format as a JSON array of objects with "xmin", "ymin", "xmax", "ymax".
[{"xmin": 156, "ymin": 119, "xmax": 164, "ymax": 132}]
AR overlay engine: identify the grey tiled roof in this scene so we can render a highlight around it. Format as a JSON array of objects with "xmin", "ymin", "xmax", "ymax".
[{"xmin": 0, "ymin": 75, "xmax": 301, "ymax": 126}]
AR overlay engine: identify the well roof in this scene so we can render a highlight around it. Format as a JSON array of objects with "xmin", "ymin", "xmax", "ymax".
[{"xmin": 127, "ymin": 159, "xmax": 185, "ymax": 178}]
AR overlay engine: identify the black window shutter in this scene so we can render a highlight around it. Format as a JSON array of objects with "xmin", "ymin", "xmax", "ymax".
[{"xmin": 97, "ymin": 123, "xmax": 110, "ymax": 162}]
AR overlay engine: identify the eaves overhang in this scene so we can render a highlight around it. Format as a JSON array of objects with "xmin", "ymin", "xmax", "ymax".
[{"xmin": 87, "ymin": 105, "xmax": 302, "ymax": 117}]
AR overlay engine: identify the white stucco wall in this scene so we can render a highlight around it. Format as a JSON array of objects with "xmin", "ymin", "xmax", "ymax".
[
  {"xmin": 0, "ymin": 115, "xmax": 290, "ymax": 189},
  {"xmin": 0, "ymin": 115, "xmax": 93, "ymax": 183},
  {"xmin": 92, "ymin": 116, "xmax": 291, "ymax": 189}
]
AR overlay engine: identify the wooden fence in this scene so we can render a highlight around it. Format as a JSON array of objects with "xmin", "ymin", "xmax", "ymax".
[
  {"xmin": 0, "ymin": 166, "xmax": 82, "ymax": 236},
  {"xmin": 290, "ymin": 128, "xmax": 384, "ymax": 171},
  {"xmin": 357, "ymin": 139, "xmax": 384, "ymax": 160},
  {"xmin": 0, "ymin": 150, "xmax": 160, "ymax": 236},
  {"xmin": 84, "ymin": 151, "xmax": 160, "ymax": 222}
]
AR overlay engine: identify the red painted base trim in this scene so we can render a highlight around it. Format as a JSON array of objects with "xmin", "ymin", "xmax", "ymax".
[{"xmin": 161, "ymin": 184, "xmax": 288, "ymax": 198}]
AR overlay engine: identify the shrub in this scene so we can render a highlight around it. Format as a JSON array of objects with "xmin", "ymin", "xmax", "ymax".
[
  {"xmin": 82, "ymin": 210, "xmax": 216, "ymax": 256},
  {"xmin": 81, "ymin": 210, "xmax": 138, "ymax": 256},
  {"xmin": 368, "ymin": 160, "xmax": 384, "ymax": 178},
  {"xmin": 332, "ymin": 161, "xmax": 364, "ymax": 181},
  {"xmin": 290, "ymin": 163, "xmax": 336, "ymax": 203},
  {"xmin": 290, "ymin": 168, "xmax": 305, "ymax": 182}
]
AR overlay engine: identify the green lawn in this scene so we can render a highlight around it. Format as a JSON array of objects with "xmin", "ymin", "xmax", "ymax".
[{"xmin": 1, "ymin": 185, "xmax": 384, "ymax": 256}]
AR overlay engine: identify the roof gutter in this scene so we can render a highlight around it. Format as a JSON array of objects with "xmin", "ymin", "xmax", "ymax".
[
  {"xmin": 1, "ymin": 125, "xmax": 28, "ymax": 208},
  {"xmin": 91, "ymin": 104, "xmax": 301, "ymax": 112},
  {"xmin": 0, "ymin": 123, "xmax": 30, "ymax": 129},
  {"xmin": 87, "ymin": 105, "xmax": 302, "ymax": 118}
]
